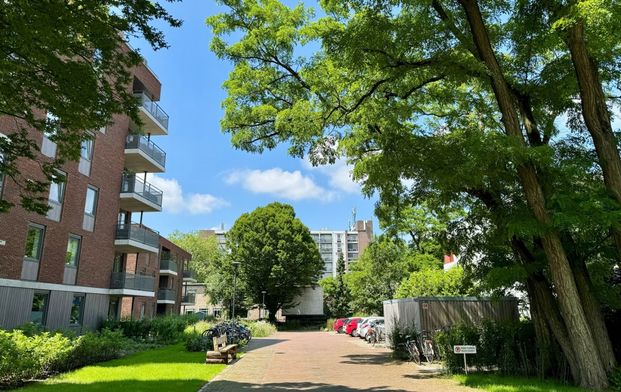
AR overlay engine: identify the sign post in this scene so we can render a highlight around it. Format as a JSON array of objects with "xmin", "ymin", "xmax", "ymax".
[{"xmin": 453, "ymin": 345, "xmax": 477, "ymax": 374}]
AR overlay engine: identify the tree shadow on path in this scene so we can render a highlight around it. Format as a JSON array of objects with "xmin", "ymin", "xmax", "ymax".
[{"xmin": 205, "ymin": 380, "xmax": 412, "ymax": 391}]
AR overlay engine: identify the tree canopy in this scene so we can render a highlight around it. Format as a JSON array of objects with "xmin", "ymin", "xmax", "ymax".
[
  {"xmin": 0, "ymin": 1, "xmax": 181, "ymax": 213},
  {"xmin": 226, "ymin": 202, "xmax": 323, "ymax": 322},
  {"xmin": 209, "ymin": 0, "xmax": 621, "ymax": 387}
]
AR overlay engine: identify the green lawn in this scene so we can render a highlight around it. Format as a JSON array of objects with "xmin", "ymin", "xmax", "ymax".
[
  {"xmin": 454, "ymin": 374, "xmax": 592, "ymax": 392},
  {"xmin": 18, "ymin": 344, "xmax": 225, "ymax": 392}
]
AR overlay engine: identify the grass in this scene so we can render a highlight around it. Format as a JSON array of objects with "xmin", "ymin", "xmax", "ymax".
[
  {"xmin": 453, "ymin": 374, "xmax": 592, "ymax": 392},
  {"xmin": 17, "ymin": 344, "xmax": 225, "ymax": 392}
]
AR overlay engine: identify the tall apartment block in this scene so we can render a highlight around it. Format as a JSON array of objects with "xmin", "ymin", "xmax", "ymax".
[
  {"xmin": 0, "ymin": 54, "xmax": 188, "ymax": 331},
  {"xmin": 199, "ymin": 220, "xmax": 374, "ymax": 319}
]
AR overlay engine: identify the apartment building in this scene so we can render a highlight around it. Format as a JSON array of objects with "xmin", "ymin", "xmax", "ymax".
[
  {"xmin": 0, "ymin": 55, "xmax": 179, "ymax": 332},
  {"xmin": 198, "ymin": 220, "xmax": 374, "ymax": 320}
]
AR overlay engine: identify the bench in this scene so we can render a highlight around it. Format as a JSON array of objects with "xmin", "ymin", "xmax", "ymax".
[{"xmin": 206, "ymin": 333, "xmax": 238, "ymax": 364}]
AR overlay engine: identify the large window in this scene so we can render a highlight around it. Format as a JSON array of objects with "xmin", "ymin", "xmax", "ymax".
[
  {"xmin": 80, "ymin": 139, "xmax": 93, "ymax": 161},
  {"xmin": 24, "ymin": 224, "xmax": 45, "ymax": 261},
  {"xmin": 65, "ymin": 235, "xmax": 81, "ymax": 267},
  {"xmin": 69, "ymin": 295, "xmax": 84, "ymax": 325},
  {"xmin": 84, "ymin": 186, "xmax": 98, "ymax": 216},
  {"xmin": 46, "ymin": 172, "xmax": 65, "ymax": 221},
  {"xmin": 31, "ymin": 292, "xmax": 49, "ymax": 325}
]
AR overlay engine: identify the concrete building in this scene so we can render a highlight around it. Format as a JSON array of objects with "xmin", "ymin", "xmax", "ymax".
[
  {"xmin": 198, "ymin": 220, "xmax": 374, "ymax": 320},
  {"xmin": 0, "ymin": 52, "xmax": 183, "ymax": 332}
]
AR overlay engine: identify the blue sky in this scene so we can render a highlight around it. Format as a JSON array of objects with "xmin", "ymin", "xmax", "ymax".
[{"xmin": 130, "ymin": 1, "xmax": 378, "ymax": 237}]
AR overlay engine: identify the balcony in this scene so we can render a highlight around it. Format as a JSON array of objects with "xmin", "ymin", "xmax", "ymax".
[
  {"xmin": 159, "ymin": 257, "xmax": 178, "ymax": 276},
  {"xmin": 157, "ymin": 288, "xmax": 177, "ymax": 304},
  {"xmin": 114, "ymin": 223, "xmax": 160, "ymax": 254},
  {"xmin": 183, "ymin": 269, "xmax": 197, "ymax": 283},
  {"xmin": 181, "ymin": 293, "xmax": 196, "ymax": 305},
  {"xmin": 119, "ymin": 174, "xmax": 163, "ymax": 212},
  {"xmin": 132, "ymin": 92, "xmax": 169, "ymax": 135},
  {"xmin": 124, "ymin": 135, "xmax": 166, "ymax": 173},
  {"xmin": 110, "ymin": 272, "xmax": 155, "ymax": 296}
]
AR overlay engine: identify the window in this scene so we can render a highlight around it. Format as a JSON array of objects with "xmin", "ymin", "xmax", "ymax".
[
  {"xmin": 41, "ymin": 113, "xmax": 58, "ymax": 158},
  {"xmin": 24, "ymin": 224, "xmax": 45, "ymax": 261},
  {"xmin": 84, "ymin": 186, "xmax": 98, "ymax": 216},
  {"xmin": 69, "ymin": 295, "xmax": 84, "ymax": 325},
  {"xmin": 108, "ymin": 298, "xmax": 119, "ymax": 320},
  {"xmin": 65, "ymin": 235, "xmax": 81, "ymax": 267},
  {"xmin": 0, "ymin": 136, "xmax": 5, "ymax": 198},
  {"xmin": 80, "ymin": 138, "xmax": 93, "ymax": 161},
  {"xmin": 31, "ymin": 292, "xmax": 49, "ymax": 325},
  {"xmin": 46, "ymin": 172, "xmax": 65, "ymax": 222}
]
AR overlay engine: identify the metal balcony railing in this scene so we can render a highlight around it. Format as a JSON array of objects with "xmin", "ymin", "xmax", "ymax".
[
  {"xmin": 182, "ymin": 293, "xmax": 196, "ymax": 304},
  {"xmin": 135, "ymin": 92, "xmax": 169, "ymax": 131},
  {"xmin": 125, "ymin": 134, "xmax": 166, "ymax": 168},
  {"xmin": 157, "ymin": 288, "xmax": 177, "ymax": 301},
  {"xmin": 110, "ymin": 272, "xmax": 155, "ymax": 292},
  {"xmin": 115, "ymin": 223, "xmax": 159, "ymax": 248},
  {"xmin": 120, "ymin": 174, "xmax": 163, "ymax": 208},
  {"xmin": 160, "ymin": 257, "xmax": 178, "ymax": 273}
]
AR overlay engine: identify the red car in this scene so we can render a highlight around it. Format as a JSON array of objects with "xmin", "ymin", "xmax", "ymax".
[
  {"xmin": 333, "ymin": 318, "xmax": 349, "ymax": 333},
  {"xmin": 345, "ymin": 317, "xmax": 362, "ymax": 335}
]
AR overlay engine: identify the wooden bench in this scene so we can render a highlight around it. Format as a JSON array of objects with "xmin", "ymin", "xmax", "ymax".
[{"xmin": 206, "ymin": 333, "xmax": 238, "ymax": 364}]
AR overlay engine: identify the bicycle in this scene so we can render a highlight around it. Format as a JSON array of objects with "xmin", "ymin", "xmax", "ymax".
[
  {"xmin": 419, "ymin": 331, "xmax": 435, "ymax": 363},
  {"xmin": 405, "ymin": 339, "xmax": 421, "ymax": 365}
]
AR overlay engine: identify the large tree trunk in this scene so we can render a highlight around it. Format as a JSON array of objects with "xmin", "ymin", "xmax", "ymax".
[
  {"xmin": 458, "ymin": 1, "xmax": 609, "ymax": 387},
  {"xmin": 565, "ymin": 21, "xmax": 621, "ymax": 264}
]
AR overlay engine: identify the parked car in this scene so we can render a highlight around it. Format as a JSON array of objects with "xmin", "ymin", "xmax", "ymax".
[
  {"xmin": 345, "ymin": 317, "xmax": 363, "ymax": 336},
  {"xmin": 333, "ymin": 318, "xmax": 349, "ymax": 333},
  {"xmin": 359, "ymin": 317, "xmax": 384, "ymax": 338}
]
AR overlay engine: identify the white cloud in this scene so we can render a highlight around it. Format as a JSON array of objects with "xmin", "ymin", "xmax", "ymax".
[
  {"xmin": 225, "ymin": 168, "xmax": 335, "ymax": 201},
  {"xmin": 147, "ymin": 174, "xmax": 229, "ymax": 214},
  {"xmin": 303, "ymin": 158, "xmax": 361, "ymax": 194}
]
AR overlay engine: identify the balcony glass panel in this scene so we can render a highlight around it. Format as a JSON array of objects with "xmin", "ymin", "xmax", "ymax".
[
  {"xmin": 157, "ymin": 289, "xmax": 176, "ymax": 301},
  {"xmin": 182, "ymin": 293, "xmax": 196, "ymax": 304},
  {"xmin": 160, "ymin": 257, "xmax": 178, "ymax": 272},
  {"xmin": 125, "ymin": 135, "xmax": 166, "ymax": 168},
  {"xmin": 120, "ymin": 174, "xmax": 163, "ymax": 208},
  {"xmin": 115, "ymin": 223, "xmax": 159, "ymax": 248},
  {"xmin": 110, "ymin": 272, "xmax": 155, "ymax": 292},
  {"xmin": 135, "ymin": 92, "xmax": 169, "ymax": 131}
]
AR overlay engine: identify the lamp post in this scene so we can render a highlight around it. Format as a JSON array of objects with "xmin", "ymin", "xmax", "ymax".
[
  {"xmin": 231, "ymin": 261, "xmax": 241, "ymax": 319},
  {"xmin": 261, "ymin": 290, "xmax": 266, "ymax": 320}
]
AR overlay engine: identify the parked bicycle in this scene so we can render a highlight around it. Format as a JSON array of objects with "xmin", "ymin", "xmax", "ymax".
[
  {"xmin": 419, "ymin": 331, "xmax": 435, "ymax": 363},
  {"xmin": 404, "ymin": 339, "xmax": 421, "ymax": 365},
  {"xmin": 202, "ymin": 320, "xmax": 252, "ymax": 346}
]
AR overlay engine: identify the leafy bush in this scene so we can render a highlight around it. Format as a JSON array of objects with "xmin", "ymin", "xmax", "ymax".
[
  {"xmin": 66, "ymin": 329, "xmax": 130, "ymax": 369},
  {"xmin": 183, "ymin": 321, "xmax": 214, "ymax": 352},
  {"xmin": 325, "ymin": 318, "xmax": 335, "ymax": 331},
  {"xmin": 102, "ymin": 314, "xmax": 197, "ymax": 344},
  {"xmin": 434, "ymin": 320, "xmax": 537, "ymax": 376},
  {"xmin": 243, "ymin": 320, "xmax": 276, "ymax": 337},
  {"xmin": 610, "ymin": 367, "xmax": 621, "ymax": 392},
  {"xmin": 0, "ymin": 329, "xmax": 72, "ymax": 388},
  {"xmin": 388, "ymin": 323, "xmax": 419, "ymax": 360}
]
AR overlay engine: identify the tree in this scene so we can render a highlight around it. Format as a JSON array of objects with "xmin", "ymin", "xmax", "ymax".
[
  {"xmin": 346, "ymin": 238, "xmax": 416, "ymax": 315},
  {"xmin": 0, "ymin": 1, "xmax": 181, "ymax": 213},
  {"xmin": 168, "ymin": 231, "xmax": 237, "ymax": 310},
  {"xmin": 320, "ymin": 253, "xmax": 352, "ymax": 317},
  {"xmin": 226, "ymin": 202, "xmax": 323, "ymax": 322},
  {"xmin": 207, "ymin": 1, "xmax": 619, "ymax": 387},
  {"xmin": 396, "ymin": 267, "xmax": 466, "ymax": 298}
]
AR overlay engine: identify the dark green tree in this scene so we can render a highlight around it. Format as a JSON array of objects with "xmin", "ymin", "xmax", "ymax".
[
  {"xmin": 0, "ymin": 1, "xmax": 181, "ymax": 213},
  {"xmin": 227, "ymin": 202, "xmax": 323, "ymax": 322}
]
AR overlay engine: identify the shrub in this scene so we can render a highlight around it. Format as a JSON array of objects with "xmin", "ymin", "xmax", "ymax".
[
  {"xmin": 325, "ymin": 318, "xmax": 335, "ymax": 331},
  {"xmin": 0, "ymin": 329, "xmax": 73, "ymax": 388},
  {"xmin": 434, "ymin": 320, "xmax": 537, "ymax": 376},
  {"xmin": 388, "ymin": 323, "xmax": 419, "ymax": 360},
  {"xmin": 243, "ymin": 320, "xmax": 276, "ymax": 337},
  {"xmin": 66, "ymin": 329, "xmax": 129, "ymax": 369},
  {"xmin": 183, "ymin": 321, "xmax": 214, "ymax": 352},
  {"xmin": 102, "ymin": 314, "xmax": 197, "ymax": 344},
  {"xmin": 610, "ymin": 367, "xmax": 621, "ymax": 392}
]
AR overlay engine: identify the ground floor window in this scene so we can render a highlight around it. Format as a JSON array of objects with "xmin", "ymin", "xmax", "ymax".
[
  {"xmin": 31, "ymin": 292, "xmax": 49, "ymax": 325},
  {"xmin": 70, "ymin": 295, "xmax": 84, "ymax": 326},
  {"xmin": 108, "ymin": 297, "xmax": 119, "ymax": 320}
]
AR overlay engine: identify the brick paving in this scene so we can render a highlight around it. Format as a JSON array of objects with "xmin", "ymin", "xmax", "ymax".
[{"xmin": 202, "ymin": 331, "xmax": 477, "ymax": 392}]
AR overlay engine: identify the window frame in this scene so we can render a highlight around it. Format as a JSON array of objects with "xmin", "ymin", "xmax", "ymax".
[
  {"xmin": 65, "ymin": 234, "xmax": 82, "ymax": 268},
  {"xmin": 24, "ymin": 224, "xmax": 45, "ymax": 262},
  {"xmin": 30, "ymin": 291, "xmax": 49, "ymax": 326},
  {"xmin": 80, "ymin": 137, "xmax": 94, "ymax": 161},
  {"xmin": 84, "ymin": 186, "xmax": 98, "ymax": 217},
  {"xmin": 48, "ymin": 174, "xmax": 66, "ymax": 206},
  {"xmin": 69, "ymin": 294, "xmax": 85, "ymax": 326}
]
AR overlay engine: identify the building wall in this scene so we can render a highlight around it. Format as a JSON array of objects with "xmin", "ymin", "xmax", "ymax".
[
  {"xmin": 282, "ymin": 286, "xmax": 324, "ymax": 316},
  {"xmin": 0, "ymin": 55, "xmax": 166, "ymax": 331}
]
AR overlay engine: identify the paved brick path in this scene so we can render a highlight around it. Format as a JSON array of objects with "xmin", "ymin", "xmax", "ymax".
[{"xmin": 202, "ymin": 331, "xmax": 476, "ymax": 392}]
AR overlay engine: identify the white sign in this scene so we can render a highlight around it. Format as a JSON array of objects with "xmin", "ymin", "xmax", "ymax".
[
  {"xmin": 454, "ymin": 345, "xmax": 477, "ymax": 354},
  {"xmin": 0, "ymin": 240, "xmax": 5, "ymax": 246}
]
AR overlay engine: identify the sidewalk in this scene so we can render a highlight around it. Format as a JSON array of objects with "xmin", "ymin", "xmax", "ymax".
[{"xmin": 202, "ymin": 331, "xmax": 476, "ymax": 391}]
